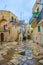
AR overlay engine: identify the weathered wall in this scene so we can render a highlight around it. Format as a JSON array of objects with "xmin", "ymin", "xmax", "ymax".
[
  {"xmin": 32, "ymin": 21, "xmax": 43, "ymax": 45},
  {"xmin": 0, "ymin": 10, "xmax": 19, "ymax": 42}
]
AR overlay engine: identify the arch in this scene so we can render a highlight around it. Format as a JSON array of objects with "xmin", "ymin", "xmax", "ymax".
[{"xmin": 0, "ymin": 19, "xmax": 7, "ymax": 23}]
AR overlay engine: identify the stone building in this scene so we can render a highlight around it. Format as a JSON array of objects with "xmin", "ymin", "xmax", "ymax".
[
  {"xmin": 32, "ymin": 0, "xmax": 41, "ymax": 13},
  {"xmin": 29, "ymin": 0, "xmax": 43, "ymax": 45},
  {"xmin": 0, "ymin": 10, "xmax": 19, "ymax": 42}
]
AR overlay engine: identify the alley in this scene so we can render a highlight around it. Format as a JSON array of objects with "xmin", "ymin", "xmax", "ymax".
[
  {"xmin": 0, "ymin": 0, "xmax": 43, "ymax": 65},
  {"xmin": 0, "ymin": 40, "xmax": 43, "ymax": 65}
]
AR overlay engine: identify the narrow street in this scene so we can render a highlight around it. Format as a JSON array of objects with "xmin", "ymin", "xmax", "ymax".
[
  {"xmin": 0, "ymin": 0, "xmax": 43, "ymax": 65},
  {"xmin": 0, "ymin": 40, "xmax": 43, "ymax": 65}
]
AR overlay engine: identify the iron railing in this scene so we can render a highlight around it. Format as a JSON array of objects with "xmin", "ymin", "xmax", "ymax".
[{"xmin": 37, "ymin": 8, "xmax": 43, "ymax": 23}]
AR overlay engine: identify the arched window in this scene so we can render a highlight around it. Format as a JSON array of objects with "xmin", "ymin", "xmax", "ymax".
[{"xmin": 10, "ymin": 16, "xmax": 16, "ymax": 23}]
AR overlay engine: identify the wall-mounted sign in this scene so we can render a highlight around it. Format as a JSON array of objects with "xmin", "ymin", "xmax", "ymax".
[
  {"xmin": 33, "ymin": 9, "xmax": 39, "ymax": 17},
  {"xmin": 33, "ymin": 12, "xmax": 39, "ymax": 17}
]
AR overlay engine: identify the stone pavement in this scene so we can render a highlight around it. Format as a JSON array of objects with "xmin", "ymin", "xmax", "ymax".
[{"xmin": 0, "ymin": 40, "xmax": 43, "ymax": 65}]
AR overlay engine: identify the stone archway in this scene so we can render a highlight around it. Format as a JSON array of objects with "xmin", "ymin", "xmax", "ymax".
[
  {"xmin": 0, "ymin": 19, "xmax": 7, "ymax": 25},
  {"xmin": 0, "ymin": 18, "xmax": 8, "ymax": 42},
  {"xmin": 0, "ymin": 18, "xmax": 7, "ymax": 30}
]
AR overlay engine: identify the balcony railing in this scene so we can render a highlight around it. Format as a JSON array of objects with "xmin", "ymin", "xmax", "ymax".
[
  {"xmin": 37, "ymin": 8, "xmax": 43, "ymax": 23},
  {"xmin": 10, "ymin": 16, "xmax": 16, "ymax": 24}
]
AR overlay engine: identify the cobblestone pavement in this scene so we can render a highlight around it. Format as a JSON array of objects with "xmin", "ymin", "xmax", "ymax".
[{"xmin": 0, "ymin": 40, "xmax": 43, "ymax": 65}]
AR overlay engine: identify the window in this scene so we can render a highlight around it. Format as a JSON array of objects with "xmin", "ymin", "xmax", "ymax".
[{"xmin": 10, "ymin": 16, "xmax": 16, "ymax": 23}]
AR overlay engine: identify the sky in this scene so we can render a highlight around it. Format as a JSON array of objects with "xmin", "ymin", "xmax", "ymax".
[{"xmin": 0, "ymin": 0, "xmax": 36, "ymax": 23}]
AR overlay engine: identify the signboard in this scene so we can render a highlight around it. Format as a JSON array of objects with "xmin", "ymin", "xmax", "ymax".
[
  {"xmin": 33, "ymin": 12, "xmax": 39, "ymax": 17},
  {"xmin": 33, "ymin": 10, "xmax": 39, "ymax": 17}
]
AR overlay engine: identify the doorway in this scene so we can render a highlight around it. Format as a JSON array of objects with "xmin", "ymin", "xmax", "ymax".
[{"xmin": 1, "ymin": 33, "xmax": 4, "ymax": 42}]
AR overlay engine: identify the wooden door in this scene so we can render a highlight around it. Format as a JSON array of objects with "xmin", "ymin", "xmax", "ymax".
[{"xmin": 1, "ymin": 33, "xmax": 4, "ymax": 41}]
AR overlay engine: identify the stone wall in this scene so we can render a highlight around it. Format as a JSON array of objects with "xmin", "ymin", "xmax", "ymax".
[
  {"xmin": 32, "ymin": 24, "xmax": 43, "ymax": 45},
  {"xmin": 0, "ymin": 10, "xmax": 18, "ymax": 22},
  {"xmin": 0, "ymin": 10, "xmax": 19, "ymax": 42},
  {"xmin": 32, "ymin": 26, "xmax": 41, "ymax": 44}
]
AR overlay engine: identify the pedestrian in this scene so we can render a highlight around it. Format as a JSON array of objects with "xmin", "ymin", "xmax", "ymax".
[{"xmin": 18, "ymin": 27, "xmax": 23, "ymax": 44}]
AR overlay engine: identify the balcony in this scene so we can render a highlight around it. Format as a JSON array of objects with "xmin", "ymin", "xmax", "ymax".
[
  {"xmin": 10, "ymin": 16, "xmax": 16, "ymax": 25},
  {"xmin": 37, "ymin": 8, "xmax": 43, "ymax": 23}
]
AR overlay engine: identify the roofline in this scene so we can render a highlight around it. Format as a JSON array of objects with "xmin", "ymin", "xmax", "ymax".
[{"xmin": 0, "ymin": 10, "xmax": 17, "ymax": 18}]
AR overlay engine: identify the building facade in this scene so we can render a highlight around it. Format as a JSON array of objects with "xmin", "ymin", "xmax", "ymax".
[
  {"xmin": 30, "ymin": 0, "xmax": 43, "ymax": 45},
  {"xmin": 0, "ymin": 10, "xmax": 19, "ymax": 42},
  {"xmin": 32, "ymin": 0, "xmax": 41, "ymax": 13}
]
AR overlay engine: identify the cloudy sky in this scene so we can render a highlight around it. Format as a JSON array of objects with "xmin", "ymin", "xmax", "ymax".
[{"xmin": 0, "ymin": 0, "xmax": 36, "ymax": 23}]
